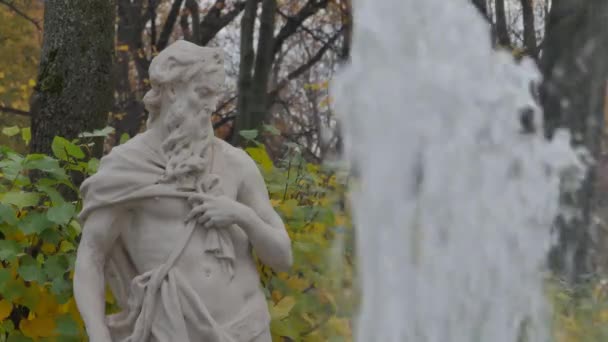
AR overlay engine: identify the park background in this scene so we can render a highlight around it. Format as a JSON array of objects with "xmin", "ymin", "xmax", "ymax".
[{"xmin": 1, "ymin": 0, "xmax": 608, "ymax": 341}]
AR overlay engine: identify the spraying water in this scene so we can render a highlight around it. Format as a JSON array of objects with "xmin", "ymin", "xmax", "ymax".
[{"xmin": 332, "ymin": 1, "xmax": 584, "ymax": 341}]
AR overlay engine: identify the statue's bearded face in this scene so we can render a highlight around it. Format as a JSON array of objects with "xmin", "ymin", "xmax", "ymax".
[{"xmin": 142, "ymin": 41, "xmax": 225, "ymax": 188}]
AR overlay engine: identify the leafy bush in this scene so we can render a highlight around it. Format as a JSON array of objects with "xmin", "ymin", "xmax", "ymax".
[
  {"xmin": 0, "ymin": 128, "xmax": 356, "ymax": 341},
  {"xmin": 550, "ymin": 277, "xmax": 608, "ymax": 342}
]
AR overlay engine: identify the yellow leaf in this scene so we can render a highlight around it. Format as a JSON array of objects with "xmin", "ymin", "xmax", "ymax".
[
  {"xmin": 59, "ymin": 241, "xmax": 75, "ymax": 252},
  {"xmin": 271, "ymin": 290, "xmax": 282, "ymax": 303},
  {"xmin": 40, "ymin": 243, "xmax": 56, "ymax": 254},
  {"xmin": 106, "ymin": 286, "xmax": 116, "ymax": 305},
  {"xmin": 34, "ymin": 290, "xmax": 58, "ymax": 316},
  {"xmin": 600, "ymin": 309, "xmax": 608, "ymax": 322},
  {"xmin": 286, "ymin": 276, "xmax": 309, "ymax": 292},
  {"xmin": 117, "ymin": 44, "xmax": 129, "ymax": 52},
  {"xmin": 28, "ymin": 79, "xmax": 35, "ymax": 87},
  {"xmin": 245, "ymin": 146, "xmax": 274, "ymax": 172},
  {"xmin": 318, "ymin": 289, "xmax": 337, "ymax": 308},
  {"xmin": 279, "ymin": 199, "xmax": 298, "ymax": 217},
  {"xmin": 0, "ymin": 71, "xmax": 4, "ymax": 79},
  {"xmin": 270, "ymin": 296, "xmax": 295, "ymax": 320},
  {"xmin": 21, "ymin": 316, "xmax": 56, "ymax": 338},
  {"xmin": 327, "ymin": 317, "xmax": 351, "ymax": 337},
  {"xmin": 335, "ymin": 214, "xmax": 347, "ymax": 227},
  {"xmin": 0, "ymin": 300, "xmax": 12, "ymax": 321}
]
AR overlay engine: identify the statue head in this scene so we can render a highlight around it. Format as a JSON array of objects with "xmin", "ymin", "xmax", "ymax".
[{"xmin": 142, "ymin": 40, "xmax": 226, "ymax": 188}]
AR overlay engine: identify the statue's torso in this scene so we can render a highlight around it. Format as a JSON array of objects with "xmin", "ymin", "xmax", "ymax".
[{"xmin": 120, "ymin": 148, "xmax": 265, "ymax": 326}]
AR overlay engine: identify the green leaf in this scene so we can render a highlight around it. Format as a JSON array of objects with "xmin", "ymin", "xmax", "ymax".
[
  {"xmin": 0, "ymin": 319, "xmax": 15, "ymax": 334},
  {"xmin": 1, "ymin": 192, "xmax": 40, "ymax": 209},
  {"xmin": 120, "ymin": 132, "xmax": 130, "ymax": 144},
  {"xmin": 263, "ymin": 124, "xmax": 281, "ymax": 135},
  {"xmin": 270, "ymin": 296, "xmax": 296, "ymax": 320},
  {"xmin": 51, "ymin": 136, "xmax": 84, "ymax": 160},
  {"xmin": 39, "ymin": 228, "xmax": 62, "ymax": 245},
  {"xmin": 65, "ymin": 142, "xmax": 85, "ymax": 159},
  {"xmin": 79, "ymin": 126, "xmax": 115, "ymax": 138},
  {"xmin": 50, "ymin": 277, "xmax": 71, "ymax": 300},
  {"xmin": 44, "ymin": 255, "xmax": 68, "ymax": 279},
  {"xmin": 87, "ymin": 158, "xmax": 100, "ymax": 174},
  {"xmin": 2, "ymin": 126, "xmax": 20, "ymax": 137},
  {"xmin": 51, "ymin": 136, "xmax": 69, "ymax": 160},
  {"xmin": 18, "ymin": 212, "xmax": 53, "ymax": 235},
  {"xmin": 36, "ymin": 185, "xmax": 65, "ymax": 206},
  {"xmin": 55, "ymin": 314, "xmax": 80, "ymax": 336},
  {"xmin": 24, "ymin": 154, "xmax": 64, "ymax": 176},
  {"xmin": 239, "ymin": 129, "xmax": 258, "ymax": 141},
  {"xmin": 0, "ymin": 158, "xmax": 24, "ymax": 179},
  {"xmin": 0, "ymin": 203, "xmax": 18, "ymax": 225},
  {"xmin": 2, "ymin": 277, "xmax": 26, "ymax": 301},
  {"xmin": 269, "ymin": 319, "xmax": 300, "ymax": 339},
  {"xmin": 17, "ymin": 255, "xmax": 44, "ymax": 283},
  {"xmin": 7, "ymin": 332, "xmax": 33, "ymax": 342},
  {"xmin": 0, "ymin": 240, "xmax": 21, "ymax": 261},
  {"xmin": 46, "ymin": 203, "xmax": 75, "ymax": 225},
  {"xmin": 21, "ymin": 127, "xmax": 31, "ymax": 145}
]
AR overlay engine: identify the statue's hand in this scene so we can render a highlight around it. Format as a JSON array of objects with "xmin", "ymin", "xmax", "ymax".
[{"xmin": 186, "ymin": 193, "xmax": 248, "ymax": 229}]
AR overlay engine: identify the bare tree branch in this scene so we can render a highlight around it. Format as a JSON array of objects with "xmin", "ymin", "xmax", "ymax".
[
  {"xmin": 157, "ymin": 0, "xmax": 184, "ymax": 50},
  {"xmin": 200, "ymin": 0, "xmax": 247, "ymax": 45},
  {"xmin": 0, "ymin": 0, "xmax": 41, "ymax": 31},
  {"xmin": 273, "ymin": 0, "xmax": 329, "ymax": 56},
  {"xmin": 0, "ymin": 106, "xmax": 29, "ymax": 116},
  {"xmin": 180, "ymin": 12, "xmax": 192, "ymax": 41},
  {"xmin": 269, "ymin": 28, "xmax": 342, "ymax": 101},
  {"xmin": 183, "ymin": 0, "xmax": 199, "ymax": 44},
  {"xmin": 213, "ymin": 115, "xmax": 236, "ymax": 129}
]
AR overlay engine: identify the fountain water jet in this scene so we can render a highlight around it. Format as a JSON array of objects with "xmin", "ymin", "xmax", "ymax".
[{"xmin": 332, "ymin": 0, "xmax": 584, "ymax": 341}]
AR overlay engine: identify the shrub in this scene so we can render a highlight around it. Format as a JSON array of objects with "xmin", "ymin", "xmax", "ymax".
[{"xmin": 0, "ymin": 128, "xmax": 356, "ymax": 341}]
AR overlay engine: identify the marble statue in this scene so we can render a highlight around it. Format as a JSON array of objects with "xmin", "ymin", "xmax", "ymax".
[{"xmin": 73, "ymin": 40, "xmax": 293, "ymax": 342}]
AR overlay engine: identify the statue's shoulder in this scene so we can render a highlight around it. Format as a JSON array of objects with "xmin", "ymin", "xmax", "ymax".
[
  {"xmin": 103, "ymin": 132, "xmax": 155, "ymax": 160},
  {"xmin": 213, "ymin": 138, "xmax": 257, "ymax": 171}
]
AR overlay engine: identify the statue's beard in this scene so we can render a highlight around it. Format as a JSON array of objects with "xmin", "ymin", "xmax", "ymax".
[{"xmin": 158, "ymin": 99, "xmax": 214, "ymax": 190}]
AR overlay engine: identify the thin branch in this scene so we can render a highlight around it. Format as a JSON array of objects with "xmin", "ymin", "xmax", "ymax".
[
  {"xmin": 268, "ymin": 28, "xmax": 343, "ymax": 101},
  {"xmin": 156, "ymin": 0, "xmax": 184, "ymax": 50},
  {"xmin": 213, "ymin": 115, "xmax": 236, "ymax": 129},
  {"xmin": 180, "ymin": 12, "xmax": 192, "ymax": 41},
  {"xmin": 200, "ymin": 0, "xmax": 247, "ymax": 45},
  {"xmin": 0, "ymin": 106, "xmax": 30, "ymax": 116},
  {"xmin": 186, "ymin": 0, "xmax": 200, "ymax": 44},
  {"xmin": 0, "ymin": 0, "xmax": 41, "ymax": 31},
  {"xmin": 213, "ymin": 95, "xmax": 238, "ymax": 116},
  {"xmin": 273, "ymin": 0, "xmax": 329, "ymax": 56}
]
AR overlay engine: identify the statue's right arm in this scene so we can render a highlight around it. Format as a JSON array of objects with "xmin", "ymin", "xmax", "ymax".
[{"xmin": 74, "ymin": 206, "xmax": 130, "ymax": 342}]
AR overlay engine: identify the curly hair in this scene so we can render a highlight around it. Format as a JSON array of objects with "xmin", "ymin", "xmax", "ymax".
[{"xmin": 142, "ymin": 40, "xmax": 225, "ymax": 190}]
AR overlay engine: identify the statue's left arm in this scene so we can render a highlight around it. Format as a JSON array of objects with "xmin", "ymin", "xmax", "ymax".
[{"xmin": 187, "ymin": 154, "xmax": 293, "ymax": 272}]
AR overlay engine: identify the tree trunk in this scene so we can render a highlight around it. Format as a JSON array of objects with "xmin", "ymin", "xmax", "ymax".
[
  {"xmin": 248, "ymin": 0, "xmax": 277, "ymax": 130},
  {"xmin": 495, "ymin": 0, "xmax": 511, "ymax": 47},
  {"xmin": 471, "ymin": 0, "xmax": 488, "ymax": 18},
  {"xmin": 29, "ymin": 0, "xmax": 115, "ymax": 156},
  {"xmin": 111, "ymin": 0, "xmax": 146, "ymax": 146},
  {"xmin": 233, "ymin": 0, "xmax": 257, "ymax": 144},
  {"xmin": 520, "ymin": 0, "xmax": 537, "ymax": 58},
  {"xmin": 542, "ymin": 0, "xmax": 608, "ymax": 282}
]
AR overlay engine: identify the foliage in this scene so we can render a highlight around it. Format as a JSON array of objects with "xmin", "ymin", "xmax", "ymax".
[
  {"xmin": 0, "ymin": 128, "xmax": 356, "ymax": 340},
  {"xmin": 550, "ymin": 277, "xmax": 608, "ymax": 342},
  {"xmin": 0, "ymin": 127, "xmax": 104, "ymax": 341},
  {"xmin": 0, "ymin": 1, "xmax": 42, "ymax": 153},
  {"xmin": 247, "ymin": 140, "xmax": 356, "ymax": 341},
  {"xmin": 0, "ymin": 0, "xmax": 41, "ymax": 111}
]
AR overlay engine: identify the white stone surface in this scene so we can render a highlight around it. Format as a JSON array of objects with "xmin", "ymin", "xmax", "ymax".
[{"xmin": 74, "ymin": 40, "xmax": 292, "ymax": 342}]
